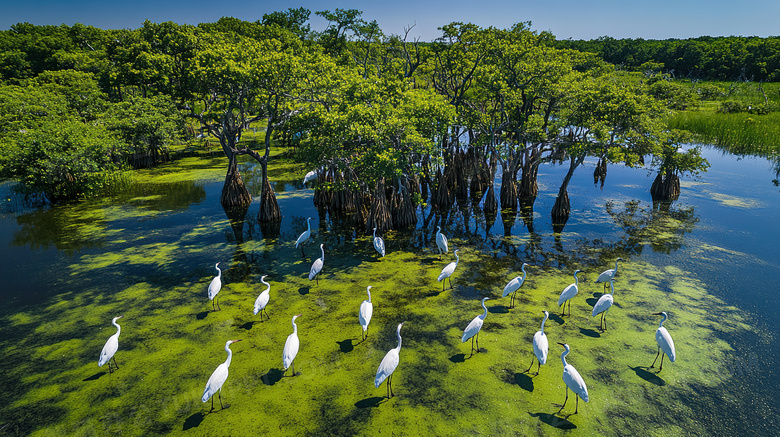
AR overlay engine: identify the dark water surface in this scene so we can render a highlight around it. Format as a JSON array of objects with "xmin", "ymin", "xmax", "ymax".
[{"xmin": 0, "ymin": 148, "xmax": 777, "ymax": 436}]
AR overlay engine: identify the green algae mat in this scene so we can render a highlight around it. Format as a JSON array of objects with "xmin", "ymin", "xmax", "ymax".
[{"xmin": 0, "ymin": 153, "xmax": 775, "ymax": 436}]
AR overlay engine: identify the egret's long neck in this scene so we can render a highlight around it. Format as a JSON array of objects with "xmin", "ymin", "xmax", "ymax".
[
  {"xmin": 395, "ymin": 326, "xmax": 403, "ymax": 351},
  {"xmin": 367, "ymin": 290, "xmax": 372, "ymax": 303},
  {"xmin": 292, "ymin": 320, "xmax": 298, "ymax": 335},
  {"xmin": 574, "ymin": 271, "xmax": 579, "ymax": 285},
  {"xmin": 609, "ymin": 280, "xmax": 615, "ymax": 295},
  {"xmin": 659, "ymin": 313, "xmax": 667, "ymax": 328},
  {"xmin": 561, "ymin": 348, "xmax": 569, "ymax": 367},
  {"xmin": 481, "ymin": 300, "xmax": 488, "ymax": 319},
  {"xmin": 614, "ymin": 259, "xmax": 620, "ymax": 272},
  {"xmin": 113, "ymin": 320, "xmax": 121, "ymax": 336},
  {"xmin": 261, "ymin": 279, "xmax": 270, "ymax": 292},
  {"xmin": 373, "ymin": 228, "xmax": 377, "ymax": 238},
  {"xmin": 454, "ymin": 251, "xmax": 460, "ymax": 264},
  {"xmin": 306, "ymin": 218, "xmax": 311, "ymax": 231},
  {"xmin": 216, "ymin": 265, "xmax": 222, "ymax": 278},
  {"xmin": 224, "ymin": 344, "xmax": 233, "ymax": 368},
  {"xmin": 540, "ymin": 313, "xmax": 548, "ymax": 333},
  {"xmin": 320, "ymin": 246, "xmax": 325, "ymax": 262},
  {"xmin": 521, "ymin": 265, "xmax": 527, "ymax": 280}
]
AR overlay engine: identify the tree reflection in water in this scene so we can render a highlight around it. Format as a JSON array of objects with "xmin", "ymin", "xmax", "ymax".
[{"xmin": 606, "ymin": 200, "xmax": 698, "ymax": 256}]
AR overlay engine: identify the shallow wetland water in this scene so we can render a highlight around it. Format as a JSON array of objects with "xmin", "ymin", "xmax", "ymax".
[{"xmin": 0, "ymin": 147, "xmax": 777, "ymax": 436}]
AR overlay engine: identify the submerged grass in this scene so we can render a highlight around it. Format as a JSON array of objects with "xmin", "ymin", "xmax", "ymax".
[{"xmin": 0, "ymin": 155, "xmax": 772, "ymax": 436}]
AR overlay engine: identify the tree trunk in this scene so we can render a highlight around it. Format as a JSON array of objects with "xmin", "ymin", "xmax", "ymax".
[
  {"xmin": 220, "ymin": 153, "xmax": 252, "ymax": 210},
  {"xmin": 258, "ymin": 160, "xmax": 281, "ymax": 222},
  {"xmin": 499, "ymin": 162, "xmax": 519, "ymax": 210},
  {"xmin": 368, "ymin": 178, "xmax": 392, "ymax": 233},
  {"xmin": 650, "ymin": 171, "xmax": 681, "ymax": 201},
  {"xmin": 518, "ymin": 146, "xmax": 540, "ymax": 198},
  {"xmin": 551, "ymin": 155, "xmax": 583, "ymax": 225},
  {"xmin": 593, "ymin": 158, "xmax": 607, "ymax": 187}
]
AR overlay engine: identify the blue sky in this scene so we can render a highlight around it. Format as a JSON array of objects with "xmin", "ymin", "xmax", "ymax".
[{"xmin": 2, "ymin": 0, "xmax": 778, "ymax": 40}]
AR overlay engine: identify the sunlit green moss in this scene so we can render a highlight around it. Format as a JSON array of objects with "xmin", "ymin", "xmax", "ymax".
[{"xmin": 0, "ymin": 155, "xmax": 767, "ymax": 436}]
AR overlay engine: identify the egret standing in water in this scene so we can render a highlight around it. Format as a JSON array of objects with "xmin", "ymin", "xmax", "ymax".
[
  {"xmin": 557, "ymin": 270, "xmax": 583, "ymax": 317},
  {"xmin": 283, "ymin": 314, "xmax": 302, "ymax": 376},
  {"xmin": 462, "ymin": 297, "xmax": 490, "ymax": 357},
  {"xmin": 359, "ymin": 286, "xmax": 374, "ymax": 341},
  {"xmin": 202, "ymin": 339, "xmax": 242, "ymax": 411},
  {"xmin": 98, "ymin": 315, "xmax": 123, "ymax": 373},
  {"xmin": 525, "ymin": 311, "xmax": 549, "ymax": 375},
  {"xmin": 503, "ymin": 263, "xmax": 531, "ymax": 309},
  {"xmin": 295, "ymin": 217, "xmax": 313, "ymax": 257},
  {"xmin": 435, "ymin": 226, "xmax": 448, "ymax": 260},
  {"xmin": 595, "ymin": 258, "xmax": 624, "ymax": 291},
  {"xmin": 438, "ymin": 249, "xmax": 460, "ymax": 291},
  {"xmin": 375, "ymin": 322, "xmax": 406, "ymax": 399},
  {"xmin": 557, "ymin": 342, "xmax": 589, "ymax": 415},
  {"xmin": 208, "ymin": 262, "xmax": 222, "ymax": 311},
  {"xmin": 650, "ymin": 311, "xmax": 676, "ymax": 372},
  {"xmin": 592, "ymin": 279, "xmax": 615, "ymax": 331},
  {"xmin": 308, "ymin": 244, "xmax": 324, "ymax": 285},
  {"xmin": 373, "ymin": 227, "xmax": 386, "ymax": 257},
  {"xmin": 253, "ymin": 275, "xmax": 271, "ymax": 321}
]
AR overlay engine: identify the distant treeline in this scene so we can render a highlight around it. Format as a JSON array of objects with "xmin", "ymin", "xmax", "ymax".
[{"xmin": 556, "ymin": 36, "xmax": 780, "ymax": 82}]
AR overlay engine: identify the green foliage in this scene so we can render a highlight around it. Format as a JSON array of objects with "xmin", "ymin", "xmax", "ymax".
[
  {"xmin": 102, "ymin": 95, "xmax": 186, "ymax": 155},
  {"xmin": 646, "ymin": 79, "xmax": 698, "ymax": 110},
  {"xmin": 0, "ymin": 120, "xmax": 127, "ymax": 201}
]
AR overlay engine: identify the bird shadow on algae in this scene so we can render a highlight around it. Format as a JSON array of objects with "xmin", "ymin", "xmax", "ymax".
[
  {"xmin": 82, "ymin": 372, "xmax": 106, "ymax": 382},
  {"xmin": 337, "ymin": 339, "xmax": 354, "ymax": 353},
  {"xmin": 354, "ymin": 396, "xmax": 385, "ymax": 409},
  {"xmin": 628, "ymin": 365, "xmax": 666, "ymax": 386},
  {"xmin": 182, "ymin": 411, "xmax": 205, "ymax": 431},
  {"xmin": 528, "ymin": 411, "xmax": 577, "ymax": 430},
  {"xmin": 513, "ymin": 372, "xmax": 534, "ymax": 392}
]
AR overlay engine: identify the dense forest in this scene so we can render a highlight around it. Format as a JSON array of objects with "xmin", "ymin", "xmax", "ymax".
[
  {"xmin": 556, "ymin": 35, "xmax": 780, "ymax": 82},
  {"xmin": 4, "ymin": 8, "xmax": 753, "ymax": 232}
]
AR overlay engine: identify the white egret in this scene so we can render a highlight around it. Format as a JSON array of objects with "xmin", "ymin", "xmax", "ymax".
[
  {"xmin": 595, "ymin": 257, "xmax": 624, "ymax": 291},
  {"xmin": 525, "ymin": 311, "xmax": 549, "ymax": 375},
  {"xmin": 557, "ymin": 270, "xmax": 583, "ymax": 317},
  {"xmin": 502, "ymin": 262, "xmax": 531, "ymax": 309},
  {"xmin": 253, "ymin": 275, "xmax": 271, "ymax": 321},
  {"xmin": 295, "ymin": 217, "xmax": 313, "ymax": 256},
  {"xmin": 373, "ymin": 227, "xmax": 386, "ymax": 257},
  {"xmin": 208, "ymin": 262, "xmax": 222, "ymax": 311},
  {"xmin": 435, "ymin": 226, "xmax": 448, "ymax": 260},
  {"xmin": 650, "ymin": 311, "xmax": 676, "ymax": 372},
  {"xmin": 374, "ymin": 322, "xmax": 406, "ymax": 399},
  {"xmin": 592, "ymin": 279, "xmax": 615, "ymax": 331},
  {"xmin": 557, "ymin": 342, "xmax": 589, "ymax": 415},
  {"xmin": 462, "ymin": 297, "xmax": 490, "ymax": 357},
  {"xmin": 98, "ymin": 315, "xmax": 123, "ymax": 373},
  {"xmin": 437, "ymin": 249, "xmax": 460, "ymax": 291},
  {"xmin": 308, "ymin": 244, "xmax": 324, "ymax": 285},
  {"xmin": 283, "ymin": 314, "xmax": 302, "ymax": 376},
  {"xmin": 201, "ymin": 339, "xmax": 242, "ymax": 411},
  {"xmin": 302, "ymin": 170, "xmax": 318, "ymax": 185},
  {"xmin": 359, "ymin": 286, "xmax": 374, "ymax": 341}
]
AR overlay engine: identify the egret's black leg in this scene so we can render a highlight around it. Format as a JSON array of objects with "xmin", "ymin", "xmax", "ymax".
[
  {"xmin": 212, "ymin": 299, "xmax": 216, "ymax": 311},
  {"xmin": 557, "ymin": 387, "xmax": 569, "ymax": 414},
  {"xmin": 218, "ymin": 392, "xmax": 224, "ymax": 409},
  {"xmin": 210, "ymin": 396, "xmax": 215, "ymax": 411},
  {"xmin": 525, "ymin": 355, "xmax": 535, "ymax": 373},
  {"xmin": 389, "ymin": 374, "xmax": 394, "ymax": 398},
  {"xmin": 574, "ymin": 394, "xmax": 579, "ymax": 414},
  {"xmin": 448, "ymin": 277, "xmax": 453, "ymax": 290},
  {"xmin": 536, "ymin": 361, "xmax": 541, "ymax": 375},
  {"xmin": 657, "ymin": 353, "xmax": 665, "ymax": 373},
  {"xmin": 476, "ymin": 332, "xmax": 480, "ymax": 353},
  {"xmin": 470, "ymin": 336, "xmax": 475, "ymax": 357},
  {"xmin": 651, "ymin": 348, "xmax": 661, "ymax": 368},
  {"xmin": 112, "ymin": 356, "xmax": 119, "ymax": 371}
]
